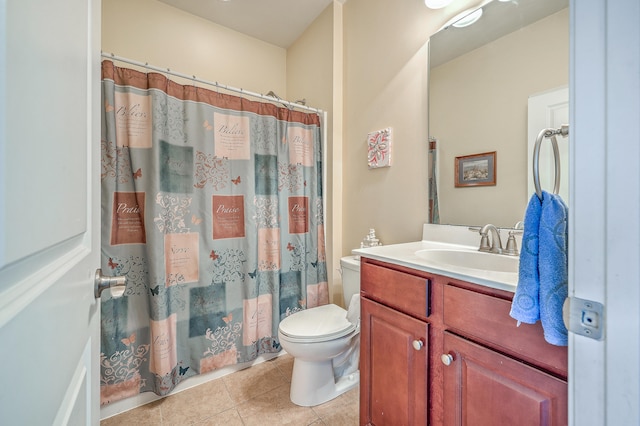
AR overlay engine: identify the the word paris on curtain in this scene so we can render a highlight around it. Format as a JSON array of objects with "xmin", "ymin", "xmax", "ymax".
[{"xmin": 99, "ymin": 61, "xmax": 328, "ymax": 404}]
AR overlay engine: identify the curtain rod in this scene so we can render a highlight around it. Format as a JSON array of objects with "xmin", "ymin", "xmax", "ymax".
[{"xmin": 101, "ymin": 52, "xmax": 323, "ymax": 114}]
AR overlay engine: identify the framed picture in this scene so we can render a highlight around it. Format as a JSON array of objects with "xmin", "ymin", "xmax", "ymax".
[{"xmin": 455, "ymin": 151, "xmax": 496, "ymax": 187}]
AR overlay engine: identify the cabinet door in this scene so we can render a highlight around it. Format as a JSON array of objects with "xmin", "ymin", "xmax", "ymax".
[
  {"xmin": 360, "ymin": 297, "xmax": 428, "ymax": 425},
  {"xmin": 442, "ymin": 332, "xmax": 567, "ymax": 426}
]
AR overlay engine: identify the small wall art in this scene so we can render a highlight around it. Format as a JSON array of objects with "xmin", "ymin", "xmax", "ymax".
[
  {"xmin": 455, "ymin": 151, "xmax": 497, "ymax": 187},
  {"xmin": 367, "ymin": 127, "xmax": 392, "ymax": 169}
]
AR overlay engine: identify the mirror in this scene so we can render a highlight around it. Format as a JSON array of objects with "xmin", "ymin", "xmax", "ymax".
[{"xmin": 428, "ymin": 0, "xmax": 569, "ymax": 228}]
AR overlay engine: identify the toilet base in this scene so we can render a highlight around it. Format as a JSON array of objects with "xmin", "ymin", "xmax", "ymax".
[{"xmin": 289, "ymin": 357, "xmax": 360, "ymax": 406}]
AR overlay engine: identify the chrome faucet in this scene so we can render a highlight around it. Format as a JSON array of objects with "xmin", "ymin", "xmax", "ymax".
[
  {"xmin": 478, "ymin": 224, "xmax": 503, "ymax": 254},
  {"xmin": 502, "ymin": 221, "xmax": 524, "ymax": 256}
]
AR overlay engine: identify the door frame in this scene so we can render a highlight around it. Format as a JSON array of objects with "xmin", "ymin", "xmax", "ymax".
[{"xmin": 570, "ymin": 0, "xmax": 640, "ymax": 424}]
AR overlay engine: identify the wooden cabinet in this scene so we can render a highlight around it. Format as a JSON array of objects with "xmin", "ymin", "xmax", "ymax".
[
  {"xmin": 359, "ymin": 258, "xmax": 568, "ymax": 426},
  {"xmin": 443, "ymin": 283, "xmax": 568, "ymax": 379},
  {"xmin": 360, "ymin": 297, "xmax": 429, "ymax": 425},
  {"xmin": 360, "ymin": 261, "xmax": 431, "ymax": 425},
  {"xmin": 442, "ymin": 332, "xmax": 567, "ymax": 426}
]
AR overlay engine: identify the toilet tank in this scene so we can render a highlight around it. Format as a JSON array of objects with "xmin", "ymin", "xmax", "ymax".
[{"xmin": 340, "ymin": 255, "xmax": 361, "ymax": 307}]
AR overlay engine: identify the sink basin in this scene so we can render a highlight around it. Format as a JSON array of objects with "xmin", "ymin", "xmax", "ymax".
[{"xmin": 414, "ymin": 249, "xmax": 519, "ymax": 274}]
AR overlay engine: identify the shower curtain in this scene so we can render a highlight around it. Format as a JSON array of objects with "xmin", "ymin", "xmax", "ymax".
[
  {"xmin": 99, "ymin": 61, "xmax": 328, "ymax": 404},
  {"xmin": 428, "ymin": 138, "xmax": 440, "ymax": 224}
]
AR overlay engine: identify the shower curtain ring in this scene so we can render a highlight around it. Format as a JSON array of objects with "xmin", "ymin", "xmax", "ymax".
[{"xmin": 162, "ymin": 67, "xmax": 171, "ymax": 90}]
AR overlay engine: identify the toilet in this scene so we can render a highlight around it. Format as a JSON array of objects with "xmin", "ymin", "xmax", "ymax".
[{"xmin": 277, "ymin": 255, "xmax": 361, "ymax": 406}]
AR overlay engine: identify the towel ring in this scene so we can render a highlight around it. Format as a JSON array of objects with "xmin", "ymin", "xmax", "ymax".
[{"xmin": 533, "ymin": 125, "xmax": 568, "ymax": 200}]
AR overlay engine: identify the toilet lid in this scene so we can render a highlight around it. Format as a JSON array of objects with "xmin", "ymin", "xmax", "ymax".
[{"xmin": 279, "ymin": 304, "xmax": 357, "ymax": 343}]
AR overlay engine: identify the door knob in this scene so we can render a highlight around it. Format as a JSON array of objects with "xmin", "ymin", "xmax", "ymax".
[
  {"xmin": 441, "ymin": 353, "xmax": 454, "ymax": 366},
  {"xmin": 94, "ymin": 268, "xmax": 127, "ymax": 298},
  {"xmin": 412, "ymin": 339, "xmax": 424, "ymax": 351}
]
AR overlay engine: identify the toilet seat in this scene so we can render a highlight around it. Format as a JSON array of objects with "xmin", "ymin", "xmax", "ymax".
[{"xmin": 279, "ymin": 304, "xmax": 357, "ymax": 343}]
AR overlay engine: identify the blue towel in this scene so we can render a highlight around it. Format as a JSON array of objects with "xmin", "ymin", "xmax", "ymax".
[
  {"xmin": 510, "ymin": 191, "xmax": 568, "ymax": 346},
  {"xmin": 509, "ymin": 194, "xmax": 541, "ymax": 323}
]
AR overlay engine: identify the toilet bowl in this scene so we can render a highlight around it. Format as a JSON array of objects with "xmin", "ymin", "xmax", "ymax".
[{"xmin": 277, "ymin": 255, "xmax": 361, "ymax": 406}]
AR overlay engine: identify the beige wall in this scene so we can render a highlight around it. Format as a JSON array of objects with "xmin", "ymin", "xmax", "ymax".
[
  {"xmin": 102, "ymin": 0, "xmax": 287, "ymax": 95},
  {"xmin": 287, "ymin": 5, "xmax": 333, "ymax": 111},
  {"xmin": 340, "ymin": 0, "xmax": 482, "ymax": 251},
  {"xmin": 430, "ymin": 8, "xmax": 569, "ymax": 227},
  {"xmin": 286, "ymin": 4, "xmax": 340, "ymax": 300}
]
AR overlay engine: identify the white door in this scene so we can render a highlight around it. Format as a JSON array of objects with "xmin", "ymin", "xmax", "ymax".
[
  {"xmin": 527, "ymin": 86, "xmax": 569, "ymax": 202},
  {"xmin": 0, "ymin": 0, "xmax": 101, "ymax": 424},
  {"xmin": 570, "ymin": 0, "xmax": 640, "ymax": 425}
]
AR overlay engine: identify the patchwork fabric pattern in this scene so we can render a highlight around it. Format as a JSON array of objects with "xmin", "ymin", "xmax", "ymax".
[{"xmin": 100, "ymin": 61, "xmax": 328, "ymax": 404}]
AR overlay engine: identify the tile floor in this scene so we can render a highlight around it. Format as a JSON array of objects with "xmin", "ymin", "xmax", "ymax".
[{"xmin": 101, "ymin": 353, "xmax": 359, "ymax": 426}]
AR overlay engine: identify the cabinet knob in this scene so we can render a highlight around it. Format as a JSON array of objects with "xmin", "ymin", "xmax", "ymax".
[
  {"xmin": 441, "ymin": 353, "xmax": 454, "ymax": 366},
  {"xmin": 412, "ymin": 339, "xmax": 424, "ymax": 351}
]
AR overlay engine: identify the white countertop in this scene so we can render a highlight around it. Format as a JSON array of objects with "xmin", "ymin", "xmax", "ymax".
[{"xmin": 352, "ymin": 225, "xmax": 519, "ymax": 293}]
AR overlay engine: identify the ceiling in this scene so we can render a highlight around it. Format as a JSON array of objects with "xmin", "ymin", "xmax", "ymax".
[
  {"xmin": 430, "ymin": 0, "xmax": 569, "ymax": 67},
  {"xmin": 157, "ymin": 0, "xmax": 335, "ymax": 48}
]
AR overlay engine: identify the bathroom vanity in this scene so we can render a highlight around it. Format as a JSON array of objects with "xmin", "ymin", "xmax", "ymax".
[{"xmin": 355, "ymin": 227, "xmax": 568, "ymax": 425}]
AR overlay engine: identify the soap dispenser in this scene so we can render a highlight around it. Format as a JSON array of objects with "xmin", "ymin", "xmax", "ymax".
[{"xmin": 361, "ymin": 228, "xmax": 381, "ymax": 248}]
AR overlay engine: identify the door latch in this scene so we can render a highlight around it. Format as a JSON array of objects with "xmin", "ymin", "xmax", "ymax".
[{"xmin": 564, "ymin": 297, "xmax": 604, "ymax": 340}]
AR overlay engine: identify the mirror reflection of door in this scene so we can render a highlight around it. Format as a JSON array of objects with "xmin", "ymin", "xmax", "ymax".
[{"xmin": 527, "ymin": 87, "xmax": 569, "ymax": 204}]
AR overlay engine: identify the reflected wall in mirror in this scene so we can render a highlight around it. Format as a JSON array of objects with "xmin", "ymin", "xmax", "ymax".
[{"xmin": 428, "ymin": 0, "xmax": 569, "ymax": 228}]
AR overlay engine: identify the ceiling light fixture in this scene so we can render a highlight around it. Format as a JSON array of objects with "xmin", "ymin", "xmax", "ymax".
[
  {"xmin": 451, "ymin": 8, "xmax": 483, "ymax": 28},
  {"xmin": 425, "ymin": 0, "xmax": 454, "ymax": 9}
]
